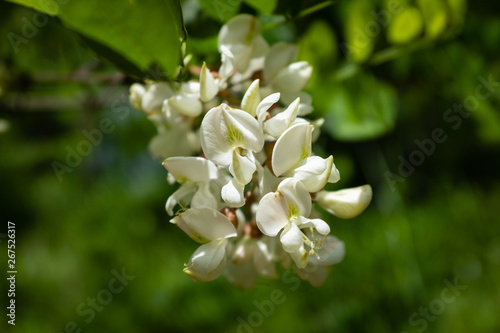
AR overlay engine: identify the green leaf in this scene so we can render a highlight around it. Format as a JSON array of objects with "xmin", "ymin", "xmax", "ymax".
[
  {"xmin": 260, "ymin": 14, "xmax": 295, "ymax": 44},
  {"xmin": 341, "ymin": 0, "xmax": 376, "ymax": 63},
  {"xmin": 417, "ymin": 0, "xmax": 448, "ymax": 39},
  {"xmin": 244, "ymin": 0, "xmax": 278, "ymax": 14},
  {"xmin": 198, "ymin": 0, "xmax": 242, "ymax": 22},
  {"xmin": 77, "ymin": 34, "xmax": 156, "ymax": 80},
  {"xmin": 7, "ymin": 0, "xmax": 186, "ymax": 79},
  {"xmin": 446, "ymin": 0, "xmax": 467, "ymax": 27},
  {"xmin": 323, "ymin": 72, "xmax": 398, "ymax": 141},
  {"xmin": 6, "ymin": 0, "xmax": 61, "ymax": 15},
  {"xmin": 387, "ymin": 6, "xmax": 424, "ymax": 44},
  {"xmin": 298, "ymin": 20, "xmax": 338, "ymax": 72}
]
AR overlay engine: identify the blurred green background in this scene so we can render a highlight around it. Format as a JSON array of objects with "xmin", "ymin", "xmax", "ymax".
[{"xmin": 1, "ymin": 0, "xmax": 499, "ymax": 332}]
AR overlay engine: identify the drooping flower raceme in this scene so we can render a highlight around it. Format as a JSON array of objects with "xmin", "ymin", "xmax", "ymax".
[{"xmin": 129, "ymin": 14, "xmax": 373, "ymax": 288}]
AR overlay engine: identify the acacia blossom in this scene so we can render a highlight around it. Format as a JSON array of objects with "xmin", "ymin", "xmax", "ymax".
[{"xmin": 129, "ymin": 14, "xmax": 372, "ymax": 288}]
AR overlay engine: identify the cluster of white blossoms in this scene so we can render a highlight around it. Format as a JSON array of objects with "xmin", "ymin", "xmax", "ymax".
[{"xmin": 129, "ymin": 14, "xmax": 372, "ymax": 288}]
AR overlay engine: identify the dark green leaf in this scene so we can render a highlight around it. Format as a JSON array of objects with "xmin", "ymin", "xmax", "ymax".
[
  {"xmin": 7, "ymin": 0, "xmax": 186, "ymax": 79},
  {"xmin": 323, "ymin": 72, "xmax": 398, "ymax": 141},
  {"xmin": 244, "ymin": 0, "xmax": 278, "ymax": 14}
]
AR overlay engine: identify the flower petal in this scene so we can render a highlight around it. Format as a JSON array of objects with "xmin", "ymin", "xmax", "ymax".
[
  {"xmin": 328, "ymin": 160, "xmax": 341, "ymax": 183},
  {"xmin": 191, "ymin": 182, "xmax": 218, "ymax": 210},
  {"xmin": 311, "ymin": 118, "xmax": 324, "ymax": 142},
  {"xmin": 142, "ymin": 82, "xmax": 173, "ymax": 113},
  {"xmin": 272, "ymin": 61, "xmax": 313, "ymax": 94},
  {"xmin": 241, "ymin": 79, "xmax": 261, "ymax": 117},
  {"xmin": 200, "ymin": 62, "xmax": 218, "ymax": 102},
  {"xmin": 168, "ymin": 94, "xmax": 202, "ymax": 117},
  {"xmin": 231, "ymin": 236, "xmax": 255, "ymax": 265},
  {"xmin": 218, "ymin": 14, "xmax": 261, "ymax": 49},
  {"xmin": 218, "ymin": 14, "xmax": 263, "ymax": 74},
  {"xmin": 149, "ymin": 125, "xmax": 198, "ymax": 159},
  {"xmin": 253, "ymin": 238, "xmax": 279, "ymax": 278},
  {"xmin": 289, "ymin": 245, "xmax": 308, "ymax": 269},
  {"xmin": 257, "ymin": 164, "xmax": 281, "ymax": 197},
  {"xmin": 278, "ymin": 178, "xmax": 312, "ymax": 218},
  {"xmin": 296, "ymin": 216, "xmax": 330, "ymax": 235},
  {"xmin": 162, "ymin": 157, "xmax": 218, "ymax": 183},
  {"xmin": 272, "ymin": 123, "xmax": 312, "ymax": 177},
  {"xmin": 221, "ymin": 178, "xmax": 245, "ymax": 208},
  {"xmin": 219, "ymin": 45, "xmax": 235, "ymax": 82},
  {"xmin": 222, "ymin": 105, "xmax": 264, "ymax": 152},
  {"xmin": 229, "ymin": 151, "xmax": 256, "ymax": 186},
  {"xmin": 264, "ymin": 97, "xmax": 300, "ymax": 138},
  {"xmin": 199, "ymin": 105, "xmax": 234, "ymax": 166},
  {"xmin": 129, "ymin": 83, "xmax": 146, "ymax": 110},
  {"xmin": 170, "ymin": 207, "xmax": 237, "ymax": 243},
  {"xmin": 256, "ymin": 191, "xmax": 289, "ymax": 237},
  {"xmin": 226, "ymin": 43, "xmax": 254, "ymax": 74},
  {"xmin": 183, "ymin": 239, "xmax": 228, "ymax": 282},
  {"xmin": 316, "ymin": 235, "xmax": 345, "ymax": 266},
  {"xmin": 165, "ymin": 183, "xmax": 196, "ymax": 216},
  {"xmin": 289, "ymin": 155, "xmax": 333, "ymax": 193},
  {"xmin": 281, "ymin": 91, "xmax": 313, "ymax": 116},
  {"xmin": 256, "ymin": 93, "xmax": 280, "ymax": 124},
  {"xmin": 280, "ymin": 222, "xmax": 304, "ymax": 253},
  {"xmin": 264, "ymin": 42, "xmax": 298, "ymax": 82},
  {"xmin": 201, "ymin": 104, "xmax": 264, "ymax": 166},
  {"xmin": 315, "ymin": 185, "xmax": 372, "ymax": 219},
  {"xmin": 295, "ymin": 264, "xmax": 329, "ymax": 287}
]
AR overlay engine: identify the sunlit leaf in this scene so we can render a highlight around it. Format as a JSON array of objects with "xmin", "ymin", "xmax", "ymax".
[
  {"xmin": 341, "ymin": 0, "xmax": 376, "ymax": 63},
  {"xmin": 417, "ymin": 0, "xmax": 447, "ymax": 39},
  {"xmin": 387, "ymin": 6, "xmax": 424, "ymax": 44}
]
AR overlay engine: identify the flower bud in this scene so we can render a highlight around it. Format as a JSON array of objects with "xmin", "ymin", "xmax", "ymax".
[
  {"xmin": 200, "ymin": 62, "xmax": 218, "ymax": 102},
  {"xmin": 315, "ymin": 185, "xmax": 372, "ymax": 219}
]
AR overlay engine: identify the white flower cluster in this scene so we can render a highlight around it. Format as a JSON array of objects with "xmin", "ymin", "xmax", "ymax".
[{"xmin": 129, "ymin": 14, "xmax": 372, "ymax": 288}]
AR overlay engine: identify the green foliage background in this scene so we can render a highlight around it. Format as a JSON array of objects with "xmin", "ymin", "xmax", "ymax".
[{"xmin": 1, "ymin": 0, "xmax": 500, "ymax": 332}]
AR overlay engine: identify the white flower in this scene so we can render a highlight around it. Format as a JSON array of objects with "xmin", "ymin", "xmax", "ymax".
[
  {"xmin": 315, "ymin": 185, "xmax": 373, "ymax": 219},
  {"xmin": 148, "ymin": 120, "xmax": 200, "ymax": 159},
  {"xmin": 256, "ymin": 178, "xmax": 331, "ymax": 268},
  {"xmin": 128, "ymin": 12, "xmax": 374, "ymax": 288},
  {"xmin": 294, "ymin": 235, "xmax": 345, "ymax": 286},
  {"xmin": 162, "ymin": 157, "xmax": 219, "ymax": 215},
  {"xmin": 165, "ymin": 81, "xmax": 203, "ymax": 117},
  {"xmin": 226, "ymin": 235, "xmax": 279, "ymax": 289},
  {"xmin": 264, "ymin": 97, "xmax": 300, "ymax": 139},
  {"xmin": 241, "ymin": 79, "xmax": 261, "ymax": 117},
  {"xmin": 272, "ymin": 123, "xmax": 340, "ymax": 192},
  {"xmin": 240, "ymin": 79, "xmax": 281, "ymax": 125},
  {"xmin": 140, "ymin": 82, "xmax": 174, "ymax": 114},
  {"xmin": 171, "ymin": 207, "xmax": 237, "ymax": 282},
  {"xmin": 130, "ymin": 80, "xmax": 204, "ymax": 159},
  {"xmin": 200, "ymin": 103, "xmax": 264, "ymax": 207},
  {"xmin": 129, "ymin": 83, "xmax": 146, "ymax": 110},
  {"xmin": 262, "ymin": 42, "xmax": 313, "ymax": 111},
  {"xmin": 199, "ymin": 62, "xmax": 219, "ymax": 102},
  {"xmin": 218, "ymin": 14, "xmax": 269, "ymax": 75}
]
